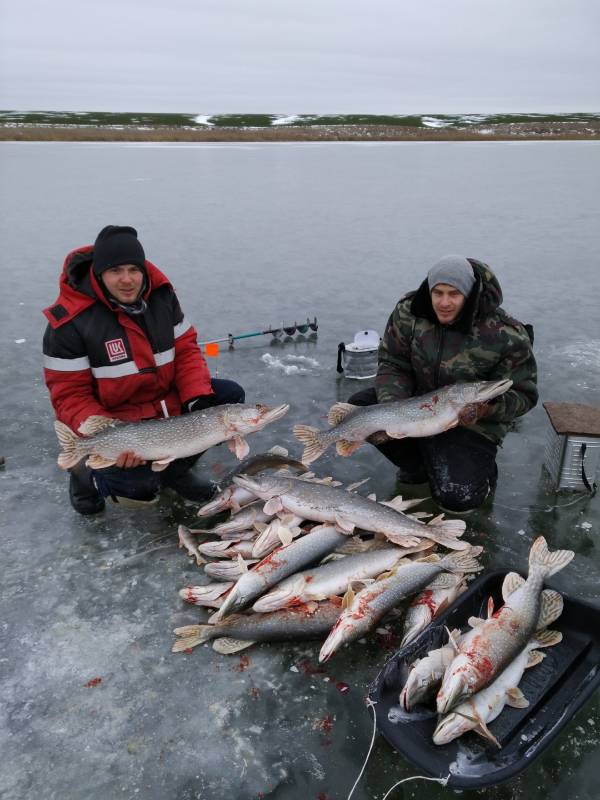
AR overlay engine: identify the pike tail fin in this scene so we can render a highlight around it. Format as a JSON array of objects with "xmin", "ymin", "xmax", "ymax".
[
  {"xmin": 172, "ymin": 624, "xmax": 216, "ymax": 652},
  {"xmin": 54, "ymin": 420, "xmax": 84, "ymax": 469},
  {"xmin": 529, "ymin": 536, "xmax": 574, "ymax": 580},
  {"xmin": 293, "ymin": 424, "xmax": 330, "ymax": 464},
  {"xmin": 440, "ymin": 546, "xmax": 484, "ymax": 574},
  {"xmin": 423, "ymin": 517, "xmax": 468, "ymax": 550}
]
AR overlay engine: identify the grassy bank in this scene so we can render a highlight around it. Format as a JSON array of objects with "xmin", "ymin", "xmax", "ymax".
[{"xmin": 1, "ymin": 111, "xmax": 599, "ymax": 142}]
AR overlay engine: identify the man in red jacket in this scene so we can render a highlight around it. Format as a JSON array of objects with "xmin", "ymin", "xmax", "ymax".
[{"xmin": 43, "ymin": 225, "xmax": 244, "ymax": 515}]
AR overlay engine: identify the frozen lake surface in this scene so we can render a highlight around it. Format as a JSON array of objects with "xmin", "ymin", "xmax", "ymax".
[{"xmin": 0, "ymin": 141, "xmax": 599, "ymax": 799}]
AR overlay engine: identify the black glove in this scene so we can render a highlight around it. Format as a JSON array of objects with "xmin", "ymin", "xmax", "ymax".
[{"xmin": 184, "ymin": 394, "xmax": 216, "ymax": 413}]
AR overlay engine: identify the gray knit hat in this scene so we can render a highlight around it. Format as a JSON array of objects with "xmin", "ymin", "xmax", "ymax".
[{"xmin": 427, "ymin": 255, "xmax": 475, "ymax": 297}]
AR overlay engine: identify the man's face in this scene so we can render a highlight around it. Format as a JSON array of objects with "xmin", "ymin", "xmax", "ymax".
[
  {"xmin": 101, "ymin": 264, "xmax": 144, "ymax": 304},
  {"xmin": 430, "ymin": 283, "xmax": 466, "ymax": 325}
]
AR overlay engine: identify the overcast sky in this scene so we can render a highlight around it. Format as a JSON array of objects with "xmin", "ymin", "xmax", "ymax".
[{"xmin": 1, "ymin": 0, "xmax": 599, "ymax": 114}]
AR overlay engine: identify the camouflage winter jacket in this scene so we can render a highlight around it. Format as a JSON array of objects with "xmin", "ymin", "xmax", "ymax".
[{"xmin": 375, "ymin": 260, "xmax": 538, "ymax": 444}]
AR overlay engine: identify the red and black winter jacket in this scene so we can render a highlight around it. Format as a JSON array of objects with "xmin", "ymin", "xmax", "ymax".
[{"xmin": 43, "ymin": 245, "xmax": 213, "ymax": 433}]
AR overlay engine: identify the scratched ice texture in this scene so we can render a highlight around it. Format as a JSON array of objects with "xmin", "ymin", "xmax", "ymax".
[{"xmin": 0, "ymin": 141, "xmax": 599, "ymax": 800}]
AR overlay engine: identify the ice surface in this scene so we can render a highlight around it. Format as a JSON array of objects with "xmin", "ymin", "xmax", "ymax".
[{"xmin": 0, "ymin": 140, "xmax": 599, "ymax": 800}]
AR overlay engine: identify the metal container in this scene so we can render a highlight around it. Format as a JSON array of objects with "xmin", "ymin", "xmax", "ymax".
[
  {"xmin": 542, "ymin": 402, "xmax": 600, "ymax": 492},
  {"xmin": 337, "ymin": 330, "xmax": 380, "ymax": 380}
]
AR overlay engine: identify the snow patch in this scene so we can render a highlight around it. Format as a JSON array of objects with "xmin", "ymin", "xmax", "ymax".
[
  {"xmin": 194, "ymin": 115, "xmax": 215, "ymax": 126},
  {"xmin": 261, "ymin": 353, "xmax": 319, "ymax": 375},
  {"xmin": 421, "ymin": 116, "xmax": 451, "ymax": 128},
  {"xmin": 272, "ymin": 115, "xmax": 302, "ymax": 126}
]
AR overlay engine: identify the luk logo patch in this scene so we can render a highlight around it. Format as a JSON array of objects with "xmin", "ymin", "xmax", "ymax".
[{"xmin": 105, "ymin": 338, "xmax": 128, "ymax": 363}]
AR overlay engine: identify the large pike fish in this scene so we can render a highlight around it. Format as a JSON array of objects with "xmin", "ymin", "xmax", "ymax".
[
  {"xmin": 252, "ymin": 543, "xmax": 434, "ymax": 612},
  {"xmin": 196, "ymin": 446, "xmax": 308, "ymax": 516},
  {"xmin": 173, "ymin": 601, "xmax": 342, "ymax": 655},
  {"xmin": 232, "ymin": 474, "xmax": 468, "ymax": 550},
  {"xmin": 210, "ymin": 525, "xmax": 348, "ymax": 622},
  {"xmin": 319, "ymin": 548, "xmax": 483, "ymax": 662},
  {"xmin": 293, "ymin": 379, "xmax": 512, "ymax": 463},
  {"xmin": 433, "ymin": 629, "xmax": 562, "ymax": 746},
  {"xmin": 54, "ymin": 403, "xmax": 289, "ymax": 471},
  {"xmin": 436, "ymin": 536, "xmax": 573, "ymax": 714}
]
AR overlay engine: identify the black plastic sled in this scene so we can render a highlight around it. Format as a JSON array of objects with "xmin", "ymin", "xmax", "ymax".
[{"xmin": 368, "ymin": 570, "xmax": 600, "ymax": 790}]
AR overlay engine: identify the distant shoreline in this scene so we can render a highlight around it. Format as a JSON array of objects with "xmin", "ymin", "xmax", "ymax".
[{"xmin": 2, "ymin": 120, "xmax": 600, "ymax": 143}]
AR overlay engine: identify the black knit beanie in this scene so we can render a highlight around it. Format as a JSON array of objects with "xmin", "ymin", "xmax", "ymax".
[{"xmin": 92, "ymin": 225, "xmax": 146, "ymax": 276}]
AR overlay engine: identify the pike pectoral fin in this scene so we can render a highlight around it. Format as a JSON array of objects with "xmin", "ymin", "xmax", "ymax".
[
  {"xmin": 86, "ymin": 454, "xmax": 117, "ymax": 469},
  {"xmin": 263, "ymin": 496, "xmax": 284, "ymax": 515},
  {"xmin": 212, "ymin": 637, "xmax": 255, "ymax": 654},
  {"xmin": 151, "ymin": 457, "xmax": 175, "ymax": 472},
  {"xmin": 336, "ymin": 439, "xmax": 363, "ymax": 457},
  {"xmin": 334, "ymin": 513, "xmax": 355, "ymax": 534},
  {"xmin": 505, "ymin": 687, "xmax": 529, "ymax": 709},
  {"xmin": 228, "ymin": 435, "xmax": 250, "ymax": 459},
  {"xmin": 384, "ymin": 430, "xmax": 407, "ymax": 439},
  {"xmin": 474, "ymin": 719, "xmax": 502, "ymax": 749}
]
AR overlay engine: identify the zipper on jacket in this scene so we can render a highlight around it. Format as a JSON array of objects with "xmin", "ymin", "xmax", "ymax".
[{"xmin": 433, "ymin": 327, "xmax": 446, "ymax": 388}]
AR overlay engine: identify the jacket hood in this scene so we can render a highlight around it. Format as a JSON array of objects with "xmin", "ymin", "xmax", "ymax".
[
  {"xmin": 43, "ymin": 244, "xmax": 171, "ymax": 329},
  {"xmin": 409, "ymin": 259, "xmax": 503, "ymax": 334}
]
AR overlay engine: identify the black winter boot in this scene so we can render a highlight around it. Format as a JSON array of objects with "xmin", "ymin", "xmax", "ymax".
[{"xmin": 69, "ymin": 464, "xmax": 105, "ymax": 515}]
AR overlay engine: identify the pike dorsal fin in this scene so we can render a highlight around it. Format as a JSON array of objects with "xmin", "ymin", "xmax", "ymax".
[
  {"xmin": 538, "ymin": 590, "xmax": 564, "ymax": 629},
  {"xmin": 78, "ymin": 415, "xmax": 118, "ymax": 436},
  {"xmin": 427, "ymin": 572, "xmax": 457, "ymax": 590},
  {"xmin": 502, "ymin": 571, "xmax": 525, "ymax": 601},
  {"xmin": 212, "ymin": 637, "xmax": 255, "ymax": 654},
  {"xmin": 328, "ymin": 402, "xmax": 357, "ymax": 427}
]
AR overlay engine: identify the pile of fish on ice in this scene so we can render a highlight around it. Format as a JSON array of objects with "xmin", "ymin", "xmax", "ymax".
[
  {"xmin": 174, "ymin": 461, "xmax": 483, "ymax": 659},
  {"xmin": 168, "ymin": 379, "xmax": 516, "ymax": 660}
]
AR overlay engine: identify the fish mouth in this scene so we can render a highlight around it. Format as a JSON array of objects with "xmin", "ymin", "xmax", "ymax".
[
  {"xmin": 318, "ymin": 621, "xmax": 348, "ymax": 663},
  {"xmin": 436, "ymin": 674, "xmax": 468, "ymax": 715},
  {"xmin": 476, "ymin": 378, "xmax": 513, "ymax": 402},
  {"xmin": 196, "ymin": 495, "xmax": 229, "ymax": 516},
  {"xmin": 256, "ymin": 403, "xmax": 290, "ymax": 425},
  {"xmin": 432, "ymin": 713, "xmax": 467, "ymax": 745}
]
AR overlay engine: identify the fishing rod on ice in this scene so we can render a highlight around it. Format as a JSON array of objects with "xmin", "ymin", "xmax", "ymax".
[{"xmin": 198, "ymin": 317, "xmax": 318, "ymax": 350}]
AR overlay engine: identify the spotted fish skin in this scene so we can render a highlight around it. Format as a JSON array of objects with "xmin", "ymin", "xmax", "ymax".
[
  {"xmin": 293, "ymin": 380, "xmax": 512, "ymax": 463},
  {"xmin": 436, "ymin": 536, "xmax": 573, "ymax": 714},
  {"xmin": 54, "ymin": 402, "xmax": 289, "ymax": 470}
]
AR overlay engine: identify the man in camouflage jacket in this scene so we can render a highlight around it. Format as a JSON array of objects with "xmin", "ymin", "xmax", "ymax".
[{"xmin": 349, "ymin": 255, "xmax": 537, "ymax": 512}]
